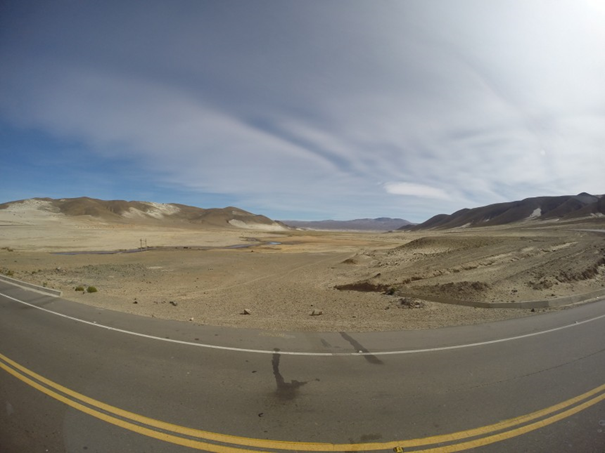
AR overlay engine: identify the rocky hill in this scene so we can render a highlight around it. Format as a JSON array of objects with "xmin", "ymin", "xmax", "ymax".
[
  {"xmin": 0, "ymin": 197, "xmax": 286, "ymax": 231},
  {"xmin": 404, "ymin": 193, "xmax": 605, "ymax": 230},
  {"xmin": 282, "ymin": 217, "xmax": 413, "ymax": 231}
]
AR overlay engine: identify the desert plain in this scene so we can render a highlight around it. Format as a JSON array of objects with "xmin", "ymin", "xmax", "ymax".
[{"xmin": 1, "ymin": 200, "xmax": 605, "ymax": 332}]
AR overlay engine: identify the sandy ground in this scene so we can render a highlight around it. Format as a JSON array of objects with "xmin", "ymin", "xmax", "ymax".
[{"xmin": 1, "ymin": 206, "xmax": 605, "ymax": 332}]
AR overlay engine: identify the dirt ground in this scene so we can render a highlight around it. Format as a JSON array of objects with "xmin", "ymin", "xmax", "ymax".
[{"xmin": 1, "ymin": 210, "xmax": 605, "ymax": 332}]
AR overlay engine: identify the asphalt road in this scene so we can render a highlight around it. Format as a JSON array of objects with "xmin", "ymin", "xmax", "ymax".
[{"xmin": 1, "ymin": 280, "xmax": 604, "ymax": 452}]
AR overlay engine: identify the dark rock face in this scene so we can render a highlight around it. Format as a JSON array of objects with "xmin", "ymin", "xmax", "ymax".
[{"xmin": 405, "ymin": 193, "xmax": 605, "ymax": 230}]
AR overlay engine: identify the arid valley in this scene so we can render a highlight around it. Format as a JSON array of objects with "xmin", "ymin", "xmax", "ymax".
[{"xmin": 2, "ymin": 197, "xmax": 604, "ymax": 332}]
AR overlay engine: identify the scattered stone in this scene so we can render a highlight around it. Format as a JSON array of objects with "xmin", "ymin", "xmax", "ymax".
[
  {"xmin": 133, "ymin": 300, "xmax": 138, "ymax": 304},
  {"xmin": 189, "ymin": 317, "xmax": 194, "ymax": 321},
  {"xmin": 310, "ymin": 309, "xmax": 323, "ymax": 316},
  {"xmin": 396, "ymin": 298, "xmax": 424, "ymax": 309},
  {"xmin": 242, "ymin": 308, "xmax": 251, "ymax": 315}
]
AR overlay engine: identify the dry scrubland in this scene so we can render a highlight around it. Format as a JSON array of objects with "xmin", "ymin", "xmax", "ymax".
[{"xmin": 1, "ymin": 207, "xmax": 605, "ymax": 331}]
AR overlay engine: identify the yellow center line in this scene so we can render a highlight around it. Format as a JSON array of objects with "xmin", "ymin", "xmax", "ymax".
[
  {"xmin": 1, "ymin": 351, "xmax": 604, "ymax": 452},
  {"xmin": 0, "ymin": 360, "xmax": 259, "ymax": 453},
  {"xmin": 416, "ymin": 392, "xmax": 605, "ymax": 452}
]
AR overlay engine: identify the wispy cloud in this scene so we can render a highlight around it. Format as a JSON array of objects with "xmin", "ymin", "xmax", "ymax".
[{"xmin": 0, "ymin": 1, "xmax": 603, "ymax": 222}]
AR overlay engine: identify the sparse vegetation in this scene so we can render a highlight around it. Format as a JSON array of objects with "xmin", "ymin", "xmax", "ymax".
[
  {"xmin": 87, "ymin": 286, "xmax": 98, "ymax": 293},
  {"xmin": 75, "ymin": 286, "xmax": 85, "ymax": 292}
]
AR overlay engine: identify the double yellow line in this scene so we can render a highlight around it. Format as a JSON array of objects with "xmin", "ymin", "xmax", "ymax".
[{"xmin": 1, "ymin": 351, "xmax": 604, "ymax": 452}]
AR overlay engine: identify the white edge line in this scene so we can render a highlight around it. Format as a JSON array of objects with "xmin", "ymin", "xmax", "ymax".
[{"xmin": 2, "ymin": 290, "xmax": 605, "ymax": 357}]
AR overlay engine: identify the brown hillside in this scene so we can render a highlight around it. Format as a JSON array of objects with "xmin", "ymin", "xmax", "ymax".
[{"xmin": 0, "ymin": 197, "xmax": 285, "ymax": 230}]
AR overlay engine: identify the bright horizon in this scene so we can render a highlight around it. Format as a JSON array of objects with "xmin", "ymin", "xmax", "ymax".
[{"xmin": 1, "ymin": 1, "xmax": 604, "ymax": 223}]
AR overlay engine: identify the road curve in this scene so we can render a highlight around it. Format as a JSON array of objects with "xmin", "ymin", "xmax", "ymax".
[{"xmin": 1, "ymin": 280, "xmax": 604, "ymax": 452}]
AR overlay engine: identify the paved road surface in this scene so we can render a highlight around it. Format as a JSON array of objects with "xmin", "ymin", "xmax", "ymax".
[{"xmin": 1, "ymin": 280, "xmax": 604, "ymax": 452}]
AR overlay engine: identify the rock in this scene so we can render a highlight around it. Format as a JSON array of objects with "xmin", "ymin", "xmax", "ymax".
[
  {"xmin": 133, "ymin": 301, "xmax": 138, "ymax": 304},
  {"xmin": 169, "ymin": 301, "xmax": 178, "ymax": 307},
  {"xmin": 310, "ymin": 309, "xmax": 323, "ymax": 316},
  {"xmin": 189, "ymin": 317, "xmax": 194, "ymax": 321},
  {"xmin": 242, "ymin": 309, "xmax": 251, "ymax": 315},
  {"xmin": 397, "ymin": 298, "xmax": 424, "ymax": 309}
]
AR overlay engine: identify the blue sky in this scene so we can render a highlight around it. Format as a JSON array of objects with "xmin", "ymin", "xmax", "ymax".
[{"xmin": 1, "ymin": 1, "xmax": 604, "ymax": 222}]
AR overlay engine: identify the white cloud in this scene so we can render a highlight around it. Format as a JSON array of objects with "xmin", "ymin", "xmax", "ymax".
[{"xmin": 384, "ymin": 182, "xmax": 451, "ymax": 200}]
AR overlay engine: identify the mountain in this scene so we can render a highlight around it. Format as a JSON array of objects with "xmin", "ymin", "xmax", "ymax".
[
  {"xmin": 281, "ymin": 217, "xmax": 413, "ymax": 231},
  {"xmin": 405, "ymin": 193, "xmax": 605, "ymax": 230},
  {"xmin": 0, "ymin": 197, "xmax": 287, "ymax": 231}
]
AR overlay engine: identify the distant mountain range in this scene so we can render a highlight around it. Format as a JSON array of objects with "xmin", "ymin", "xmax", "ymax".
[
  {"xmin": 0, "ymin": 197, "xmax": 286, "ymax": 231},
  {"xmin": 403, "ymin": 193, "xmax": 605, "ymax": 230},
  {"xmin": 281, "ymin": 217, "xmax": 413, "ymax": 231}
]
